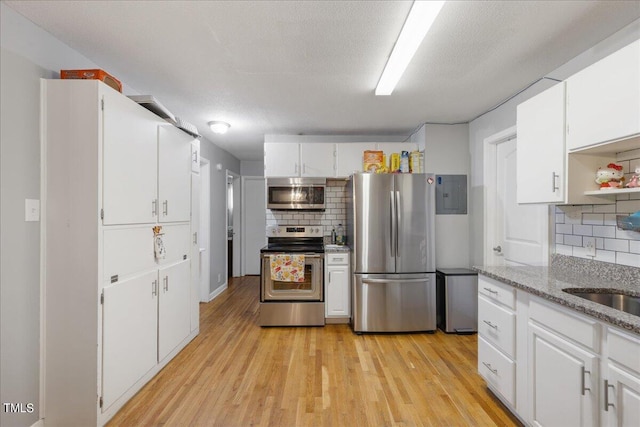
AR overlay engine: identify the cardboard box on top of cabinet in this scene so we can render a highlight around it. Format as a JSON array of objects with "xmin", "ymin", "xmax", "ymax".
[
  {"xmin": 60, "ymin": 69, "xmax": 123, "ymax": 92},
  {"xmin": 363, "ymin": 150, "xmax": 384, "ymax": 173}
]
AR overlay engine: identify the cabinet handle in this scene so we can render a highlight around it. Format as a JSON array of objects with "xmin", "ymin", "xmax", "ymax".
[
  {"xmin": 152, "ymin": 279, "xmax": 157, "ymax": 296},
  {"xmin": 295, "ymin": 163, "xmax": 298, "ymax": 174},
  {"xmin": 163, "ymin": 276, "xmax": 169, "ymax": 292},
  {"xmin": 163, "ymin": 200, "xmax": 168, "ymax": 216},
  {"xmin": 604, "ymin": 379, "xmax": 615, "ymax": 411},
  {"xmin": 482, "ymin": 362, "xmax": 498, "ymax": 375},
  {"xmin": 552, "ymin": 172, "xmax": 560, "ymax": 192},
  {"xmin": 483, "ymin": 287, "xmax": 498, "ymax": 295},
  {"xmin": 581, "ymin": 366, "xmax": 591, "ymax": 395},
  {"xmin": 303, "ymin": 163, "xmax": 307, "ymax": 174},
  {"xmin": 152, "ymin": 199, "xmax": 158, "ymax": 216},
  {"xmin": 483, "ymin": 320, "xmax": 498, "ymax": 330},
  {"xmin": 194, "ymin": 232, "xmax": 198, "ymax": 245},
  {"xmin": 328, "ymin": 272, "xmax": 332, "ymax": 283}
]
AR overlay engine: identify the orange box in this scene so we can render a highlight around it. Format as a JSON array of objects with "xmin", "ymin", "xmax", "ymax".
[
  {"xmin": 60, "ymin": 69, "xmax": 122, "ymax": 92},
  {"xmin": 363, "ymin": 150, "xmax": 384, "ymax": 173}
]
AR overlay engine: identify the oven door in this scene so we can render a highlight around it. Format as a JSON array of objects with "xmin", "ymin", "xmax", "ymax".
[{"xmin": 261, "ymin": 253, "xmax": 323, "ymax": 301}]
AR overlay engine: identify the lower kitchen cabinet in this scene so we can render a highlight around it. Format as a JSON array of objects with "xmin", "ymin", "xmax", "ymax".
[
  {"xmin": 528, "ymin": 323, "xmax": 599, "ymax": 427},
  {"xmin": 159, "ymin": 261, "xmax": 191, "ymax": 361},
  {"xmin": 477, "ymin": 274, "xmax": 640, "ymax": 427},
  {"xmin": 325, "ymin": 252, "xmax": 350, "ymax": 320}
]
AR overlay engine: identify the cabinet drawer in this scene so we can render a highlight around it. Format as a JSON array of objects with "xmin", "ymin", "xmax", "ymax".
[
  {"xmin": 326, "ymin": 253, "xmax": 349, "ymax": 265},
  {"xmin": 478, "ymin": 335, "xmax": 515, "ymax": 406},
  {"xmin": 529, "ymin": 296, "xmax": 600, "ymax": 352},
  {"xmin": 478, "ymin": 295, "xmax": 516, "ymax": 358},
  {"xmin": 608, "ymin": 326, "xmax": 640, "ymax": 374},
  {"xmin": 478, "ymin": 275, "xmax": 515, "ymax": 309}
]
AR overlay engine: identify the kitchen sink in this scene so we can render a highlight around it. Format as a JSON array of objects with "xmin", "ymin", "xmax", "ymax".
[{"xmin": 563, "ymin": 289, "xmax": 640, "ymax": 316}]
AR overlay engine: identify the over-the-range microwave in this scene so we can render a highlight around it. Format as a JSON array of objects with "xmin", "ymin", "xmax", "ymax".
[{"xmin": 266, "ymin": 178, "xmax": 326, "ymax": 210}]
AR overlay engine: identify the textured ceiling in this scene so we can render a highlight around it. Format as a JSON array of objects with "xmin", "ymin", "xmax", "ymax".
[{"xmin": 5, "ymin": 1, "xmax": 640, "ymax": 160}]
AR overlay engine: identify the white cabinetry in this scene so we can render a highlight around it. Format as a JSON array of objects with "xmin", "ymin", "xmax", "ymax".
[
  {"xmin": 528, "ymin": 298, "xmax": 600, "ymax": 427},
  {"xmin": 477, "ymin": 276, "xmax": 518, "ymax": 408},
  {"xmin": 264, "ymin": 142, "xmax": 334, "ymax": 177},
  {"xmin": 42, "ymin": 79, "xmax": 197, "ymax": 426},
  {"xmin": 325, "ymin": 252, "xmax": 350, "ymax": 320},
  {"xmin": 604, "ymin": 328, "xmax": 640, "ymax": 426},
  {"xmin": 566, "ymin": 40, "xmax": 640, "ymax": 151},
  {"xmin": 335, "ymin": 142, "xmax": 374, "ymax": 177}
]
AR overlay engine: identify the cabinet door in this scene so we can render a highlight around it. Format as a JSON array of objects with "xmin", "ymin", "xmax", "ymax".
[
  {"xmin": 528, "ymin": 323, "xmax": 598, "ymax": 427},
  {"xmin": 158, "ymin": 261, "xmax": 191, "ymax": 361},
  {"xmin": 102, "ymin": 89, "xmax": 160, "ymax": 225},
  {"xmin": 264, "ymin": 143, "xmax": 300, "ymax": 177},
  {"xmin": 376, "ymin": 142, "xmax": 418, "ymax": 156},
  {"xmin": 300, "ymin": 143, "xmax": 335, "ymax": 177},
  {"xmin": 158, "ymin": 125, "xmax": 192, "ymax": 223},
  {"xmin": 566, "ymin": 40, "xmax": 640, "ymax": 151},
  {"xmin": 157, "ymin": 223, "xmax": 191, "ymax": 266},
  {"xmin": 604, "ymin": 364, "xmax": 640, "ymax": 427},
  {"xmin": 516, "ymin": 83, "xmax": 566, "ymax": 203},
  {"xmin": 191, "ymin": 140, "xmax": 200, "ymax": 174},
  {"xmin": 325, "ymin": 265, "xmax": 350, "ymax": 317},
  {"xmin": 102, "ymin": 271, "xmax": 158, "ymax": 410},
  {"xmin": 335, "ymin": 143, "xmax": 375, "ymax": 177},
  {"xmin": 190, "ymin": 174, "xmax": 201, "ymax": 333}
]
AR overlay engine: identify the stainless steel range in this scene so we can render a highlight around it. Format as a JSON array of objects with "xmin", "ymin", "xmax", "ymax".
[{"xmin": 259, "ymin": 225, "xmax": 325, "ymax": 326}]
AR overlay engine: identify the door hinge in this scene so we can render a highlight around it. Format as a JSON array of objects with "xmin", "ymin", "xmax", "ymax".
[
  {"xmin": 99, "ymin": 396, "xmax": 103, "ymax": 408},
  {"xmin": 100, "ymin": 209, "xmax": 104, "ymax": 220},
  {"xmin": 100, "ymin": 292, "xmax": 104, "ymax": 305}
]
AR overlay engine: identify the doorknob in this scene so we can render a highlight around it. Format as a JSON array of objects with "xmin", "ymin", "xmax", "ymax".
[{"xmin": 493, "ymin": 245, "xmax": 502, "ymax": 253}]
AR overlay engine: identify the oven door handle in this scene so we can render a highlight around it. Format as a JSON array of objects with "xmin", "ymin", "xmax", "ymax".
[{"xmin": 262, "ymin": 253, "xmax": 323, "ymax": 259}]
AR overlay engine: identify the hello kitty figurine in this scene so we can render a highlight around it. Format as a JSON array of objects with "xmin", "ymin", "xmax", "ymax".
[
  {"xmin": 595, "ymin": 163, "xmax": 625, "ymax": 189},
  {"xmin": 626, "ymin": 167, "xmax": 640, "ymax": 188}
]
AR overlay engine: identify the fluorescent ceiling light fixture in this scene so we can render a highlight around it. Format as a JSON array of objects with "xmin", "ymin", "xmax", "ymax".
[
  {"xmin": 208, "ymin": 121, "xmax": 230, "ymax": 134},
  {"xmin": 375, "ymin": 0, "xmax": 445, "ymax": 96}
]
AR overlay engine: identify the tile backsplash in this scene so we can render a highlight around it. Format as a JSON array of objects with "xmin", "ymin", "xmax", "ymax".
[
  {"xmin": 266, "ymin": 179, "xmax": 348, "ymax": 237},
  {"xmin": 553, "ymin": 155, "xmax": 640, "ymax": 267}
]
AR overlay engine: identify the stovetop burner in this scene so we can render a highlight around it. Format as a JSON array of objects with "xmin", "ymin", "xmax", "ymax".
[{"xmin": 262, "ymin": 225, "xmax": 325, "ymax": 254}]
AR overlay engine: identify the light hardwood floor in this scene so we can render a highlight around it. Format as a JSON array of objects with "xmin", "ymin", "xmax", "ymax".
[{"xmin": 107, "ymin": 276, "xmax": 521, "ymax": 426}]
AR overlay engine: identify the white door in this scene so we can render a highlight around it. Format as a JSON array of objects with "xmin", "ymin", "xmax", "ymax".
[
  {"xmin": 529, "ymin": 324, "xmax": 598, "ymax": 427},
  {"xmin": 190, "ymin": 173, "xmax": 200, "ymax": 332},
  {"xmin": 158, "ymin": 260, "xmax": 191, "ymax": 361},
  {"xmin": 299, "ymin": 143, "xmax": 335, "ymax": 177},
  {"xmin": 325, "ymin": 265, "xmax": 350, "ymax": 317},
  {"xmin": 102, "ymin": 271, "xmax": 158, "ymax": 410},
  {"xmin": 158, "ymin": 125, "xmax": 192, "ymax": 223},
  {"xmin": 102, "ymin": 89, "xmax": 159, "ymax": 225},
  {"xmin": 242, "ymin": 177, "xmax": 266, "ymax": 275},
  {"xmin": 488, "ymin": 135, "xmax": 548, "ymax": 266}
]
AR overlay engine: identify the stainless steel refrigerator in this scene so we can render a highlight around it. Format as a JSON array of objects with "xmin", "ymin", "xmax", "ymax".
[{"xmin": 346, "ymin": 173, "xmax": 436, "ymax": 333}]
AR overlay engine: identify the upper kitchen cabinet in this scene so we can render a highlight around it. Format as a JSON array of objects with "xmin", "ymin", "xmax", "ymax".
[
  {"xmin": 335, "ymin": 142, "xmax": 374, "ymax": 177},
  {"xmin": 566, "ymin": 39, "xmax": 640, "ymax": 151},
  {"xmin": 517, "ymin": 83, "xmax": 566, "ymax": 204},
  {"xmin": 264, "ymin": 142, "xmax": 334, "ymax": 177},
  {"xmin": 158, "ymin": 125, "xmax": 192, "ymax": 223},
  {"xmin": 103, "ymin": 87, "xmax": 162, "ymax": 225}
]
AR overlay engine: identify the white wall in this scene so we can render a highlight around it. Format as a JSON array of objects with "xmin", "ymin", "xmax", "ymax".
[
  {"xmin": 0, "ymin": 4, "xmax": 241, "ymax": 425},
  {"xmin": 240, "ymin": 160, "xmax": 264, "ymax": 176},
  {"xmin": 469, "ymin": 19, "xmax": 640, "ymax": 267}
]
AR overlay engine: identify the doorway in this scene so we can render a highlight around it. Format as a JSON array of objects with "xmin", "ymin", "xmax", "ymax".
[
  {"xmin": 199, "ymin": 160, "xmax": 211, "ymax": 302},
  {"xmin": 226, "ymin": 170, "xmax": 241, "ymax": 279},
  {"xmin": 484, "ymin": 126, "xmax": 549, "ymax": 266}
]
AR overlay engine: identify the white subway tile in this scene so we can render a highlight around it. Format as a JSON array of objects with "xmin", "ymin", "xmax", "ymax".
[
  {"xmin": 596, "ymin": 238, "xmax": 604, "ymax": 249},
  {"xmin": 594, "ymin": 250, "xmax": 616, "ymax": 263},
  {"xmin": 582, "ymin": 213, "xmax": 604, "ymax": 225},
  {"xmin": 564, "ymin": 235, "xmax": 583, "ymax": 247},
  {"xmin": 556, "ymin": 245, "xmax": 573, "ymax": 255},
  {"xmin": 616, "ymin": 193, "xmax": 631, "ymax": 201},
  {"xmin": 630, "ymin": 192, "xmax": 640, "ymax": 200},
  {"xmin": 629, "ymin": 240, "xmax": 640, "ymax": 254},
  {"xmin": 572, "ymin": 246, "xmax": 592, "ymax": 259},
  {"xmin": 592, "ymin": 204, "xmax": 617, "ymax": 214},
  {"xmin": 556, "ymin": 234, "xmax": 564, "ymax": 244},
  {"xmin": 593, "ymin": 226, "xmax": 616, "ymax": 238},
  {"xmin": 555, "ymin": 214, "xmax": 565, "ymax": 224},
  {"xmin": 573, "ymin": 225, "xmax": 593, "ymax": 236},
  {"xmin": 604, "ymin": 238, "xmax": 629, "ymax": 252},
  {"xmin": 616, "ymin": 252, "xmax": 640, "ymax": 267},
  {"xmin": 617, "ymin": 200, "xmax": 640, "ymax": 213},
  {"xmin": 615, "ymin": 228, "xmax": 640, "ymax": 241},
  {"xmin": 556, "ymin": 224, "xmax": 573, "ymax": 234}
]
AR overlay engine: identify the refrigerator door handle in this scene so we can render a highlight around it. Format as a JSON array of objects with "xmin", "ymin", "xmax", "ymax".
[
  {"xmin": 395, "ymin": 190, "xmax": 401, "ymax": 257},
  {"xmin": 363, "ymin": 278, "xmax": 429, "ymax": 284},
  {"xmin": 390, "ymin": 191, "xmax": 396, "ymax": 258}
]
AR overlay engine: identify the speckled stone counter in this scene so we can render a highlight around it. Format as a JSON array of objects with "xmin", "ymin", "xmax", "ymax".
[
  {"xmin": 324, "ymin": 244, "xmax": 350, "ymax": 253},
  {"xmin": 473, "ymin": 255, "xmax": 640, "ymax": 334}
]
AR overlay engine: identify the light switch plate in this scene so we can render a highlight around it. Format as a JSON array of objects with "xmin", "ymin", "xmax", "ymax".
[{"xmin": 25, "ymin": 199, "xmax": 40, "ymax": 222}]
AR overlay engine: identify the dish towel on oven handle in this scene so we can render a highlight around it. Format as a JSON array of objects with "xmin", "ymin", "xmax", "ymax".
[{"xmin": 269, "ymin": 254, "xmax": 305, "ymax": 282}]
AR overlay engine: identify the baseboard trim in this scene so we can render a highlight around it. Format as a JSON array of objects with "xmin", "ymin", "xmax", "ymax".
[
  {"xmin": 207, "ymin": 283, "xmax": 228, "ymax": 302},
  {"xmin": 31, "ymin": 419, "xmax": 44, "ymax": 427}
]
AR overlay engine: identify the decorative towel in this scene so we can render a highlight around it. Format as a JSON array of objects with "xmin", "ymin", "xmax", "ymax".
[{"xmin": 270, "ymin": 254, "xmax": 305, "ymax": 282}]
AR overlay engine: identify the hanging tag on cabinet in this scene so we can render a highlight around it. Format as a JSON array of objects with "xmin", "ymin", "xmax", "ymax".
[{"xmin": 153, "ymin": 226, "xmax": 166, "ymax": 260}]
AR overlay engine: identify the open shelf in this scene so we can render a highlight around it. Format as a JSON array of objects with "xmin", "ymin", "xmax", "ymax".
[{"xmin": 583, "ymin": 187, "xmax": 640, "ymax": 196}]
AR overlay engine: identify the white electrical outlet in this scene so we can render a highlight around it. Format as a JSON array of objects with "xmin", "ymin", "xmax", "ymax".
[
  {"xmin": 584, "ymin": 239, "xmax": 596, "ymax": 257},
  {"xmin": 25, "ymin": 199, "xmax": 40, "ymax": 222}
]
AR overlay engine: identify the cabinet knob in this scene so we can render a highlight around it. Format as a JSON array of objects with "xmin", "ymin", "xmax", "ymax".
[{"xmin": 493, "ymin": 245, "xmax": 502, "ymax": 253}]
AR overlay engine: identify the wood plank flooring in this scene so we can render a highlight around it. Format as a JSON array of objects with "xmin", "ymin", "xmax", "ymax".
[{"xmin": 107, "ymin": 276, "xmax": 521, "ymax": 426}]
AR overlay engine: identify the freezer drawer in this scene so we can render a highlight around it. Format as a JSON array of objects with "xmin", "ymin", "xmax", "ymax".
[{"xmin": 352, "ymin": 273, "xmax": 436, "ymax": 333}]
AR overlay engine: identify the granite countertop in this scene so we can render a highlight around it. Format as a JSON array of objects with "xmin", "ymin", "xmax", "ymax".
[{"xmin": 473, "ymin": 256, "xmax": 640, "ymax": 334}]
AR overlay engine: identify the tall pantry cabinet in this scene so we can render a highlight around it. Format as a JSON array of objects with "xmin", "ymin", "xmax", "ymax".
[{"xmin": 42, "ymin": 79, "xmax": 199, "ymax": 426}]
